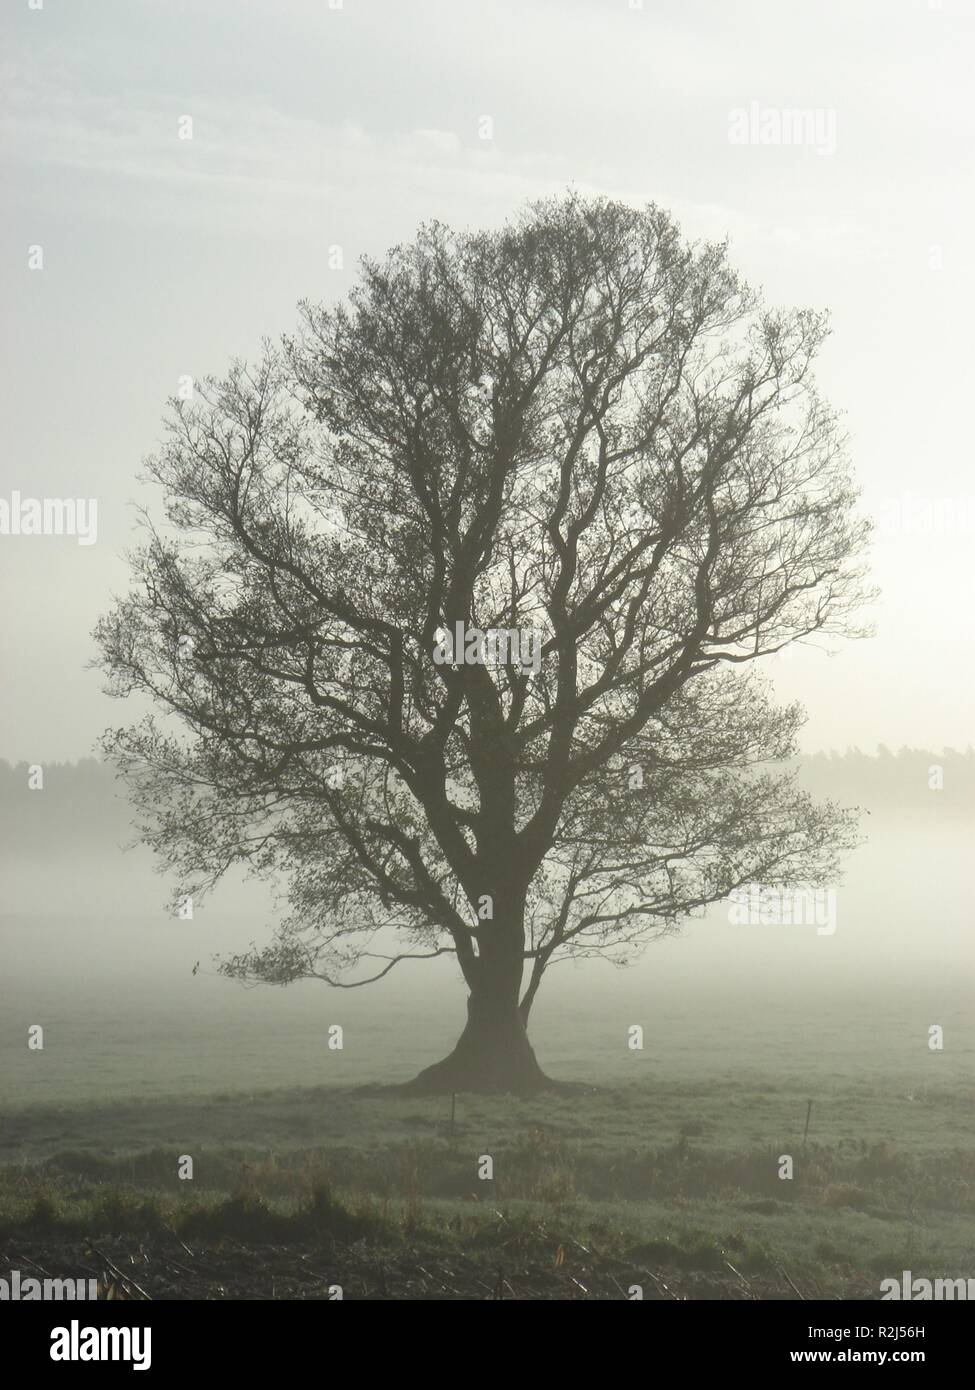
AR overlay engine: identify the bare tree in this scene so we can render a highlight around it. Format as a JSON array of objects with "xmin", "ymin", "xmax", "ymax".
[{"xmin": 95, "ymin": 194, "xmax": 870, "ymax": 1092}]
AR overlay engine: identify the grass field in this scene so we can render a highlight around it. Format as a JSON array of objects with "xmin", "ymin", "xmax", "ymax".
[
  {"xmin": 2, "ymin": 817, "xmax": 972, "ymax": 1300},
  {"xmin": 2, "ymin": 1066, "xmax": 972, "ymax": 1299}
]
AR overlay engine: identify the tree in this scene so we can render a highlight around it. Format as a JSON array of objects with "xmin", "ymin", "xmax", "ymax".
[{"xmin": 95, "ymin": 194, "xmax": 870, "ymax": 1093}]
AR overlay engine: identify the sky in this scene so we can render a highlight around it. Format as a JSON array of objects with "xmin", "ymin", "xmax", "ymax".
[{"xmin": 2, "ymin": 0, "xmax": 974, "ymax": 762}]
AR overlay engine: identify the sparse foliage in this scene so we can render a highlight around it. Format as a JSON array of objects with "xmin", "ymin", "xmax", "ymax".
[{"xmin": 96, "ymin": 194, "xmax": 870, "ymax": 1091}]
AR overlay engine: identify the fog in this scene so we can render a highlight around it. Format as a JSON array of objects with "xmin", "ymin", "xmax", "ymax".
[
  {"xmin": 2, "ymin": 758, "xmax": 971, "ymax": 1107},
  {"xmin": 2, "ymin": 0, "xmax": 973, "ymax": 1312}
]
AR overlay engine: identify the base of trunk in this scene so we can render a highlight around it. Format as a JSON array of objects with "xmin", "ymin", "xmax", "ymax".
[{"xmin": 405, "ymin": 993, "xmax": 553, "ymax": 1095}]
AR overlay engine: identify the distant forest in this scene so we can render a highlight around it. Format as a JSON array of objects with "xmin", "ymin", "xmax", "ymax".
[{"xmin": 0, "ymin": 748, "xmax": 971, "ymax": 858}]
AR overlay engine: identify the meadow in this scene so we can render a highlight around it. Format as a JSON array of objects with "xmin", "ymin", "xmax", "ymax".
[
  {"xmin": 1, "ymin": 800, "xmax": 972, "ymax": 1298},
  {"xmin": 1, "ymin": 974, "xmax": 972, "ymax": 1299}
]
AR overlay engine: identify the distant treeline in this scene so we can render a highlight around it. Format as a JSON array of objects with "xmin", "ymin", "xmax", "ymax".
[
  {"xmin": 0, "ymin": 758, "xmax": 136, "ymax": 854},
  {"xmin": 795, "ymin": 747, "xmax": 974, "ymax": 815},
  {"xmin": 0, "ymin": 747, "xmax": 971, "ymax": 857}
]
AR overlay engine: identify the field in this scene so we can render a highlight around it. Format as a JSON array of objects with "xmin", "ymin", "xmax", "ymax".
[
  {"xmin": 2, "ymin": 814, "xmax": 972, "ymax": 1300},
  {"xmin": 2, "ymin": 1008, "xmax": 972, "ymax": 1299}
]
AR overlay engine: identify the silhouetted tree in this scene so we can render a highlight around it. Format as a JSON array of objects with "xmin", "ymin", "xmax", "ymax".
[{"xmin": 96, "ymin": 194, "xmax": 870, "ymax": 1092}]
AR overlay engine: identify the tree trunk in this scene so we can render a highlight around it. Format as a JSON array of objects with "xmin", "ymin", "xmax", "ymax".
[
  {"xmin": 406, "ymin": 885, "xmax": 554, "ymax": 1094},
  {"xmin": 407, "ymin": 985, "xmax": 551, "ymax": 1093}
]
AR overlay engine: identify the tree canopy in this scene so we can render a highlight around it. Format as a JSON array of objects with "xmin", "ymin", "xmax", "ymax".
[{"xmin": 96, "ymin": 193, "xmax": 870, "ymax": 1089}]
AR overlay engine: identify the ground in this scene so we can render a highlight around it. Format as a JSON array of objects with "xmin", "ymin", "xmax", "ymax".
[{"xmin": 1, "ymin": 1074, "xmax": 971, "ymax": 1299}]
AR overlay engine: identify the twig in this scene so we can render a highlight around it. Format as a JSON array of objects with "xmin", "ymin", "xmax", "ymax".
[
  {"xmin": 776, "ymin": 1262, "xmax": 806, "ymax": 1300},
  {"xmin": 724, "ymin": 1258, "xmax": 753, "ymax": 1295},
  {"xmin": 85, "ymin": 1243, "xmax": 152, "ymax": 1301},
  {"xmin": 645, "ymin": 1269, "xmax": 678, "ymax": 1300},
  {"xmin": 415, "ymin": 1263, "xmax": 452, "ymax": 1292},
  {"xmin": 162, "ymin": 1223, "xmax": 195, "ymax": 1259}
]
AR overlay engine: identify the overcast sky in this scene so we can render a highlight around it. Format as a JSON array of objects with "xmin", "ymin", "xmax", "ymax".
[{"xmin": 2, "ymin": 0, "xmax": 974, "ymax": 761}]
